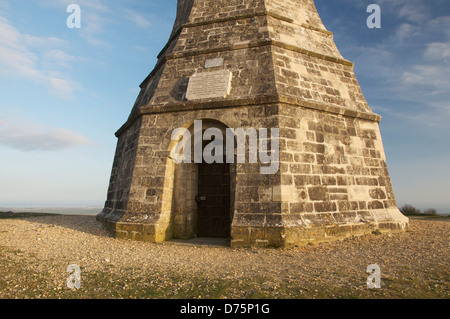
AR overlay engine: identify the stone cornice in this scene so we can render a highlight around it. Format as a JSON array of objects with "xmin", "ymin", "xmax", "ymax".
[
  {"xmin": 141, "ymin": 9, "xmax": 345, "ymax": 89},
  {"xmin": 182, "ymin": 11, "xmax": 333, "ymax": 36},
  {"xmin": 140, "ymin": 36, "xmax": 354, "ymax": 90},
  {"xmin": 166, "ymin": 38, "xmax": 353, "ymax": 67},
  {"xmin": 115, "ymin": 94, "xmax": 380, "ymax": 137},
  {"xmin": 156, "ymin": 9, "xmax": 332, "ymax": 60}
]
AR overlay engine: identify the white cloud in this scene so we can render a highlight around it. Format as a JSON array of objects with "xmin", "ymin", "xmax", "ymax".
[
  {"xmin": 342, "ymin": 5, "xmax": 450, "ymax": 129},
  {"xmin": 42, "ymin": 49, "xmax": 81, "ymax": 69},
  {"xmin": 22, "ymin": 34, "xmax": 65, "ymax": 48},
  {"xmin": 398, "ymin": 37, "xmax": 450, "ymax": 95},
  {"xmin": 398, "ymin": 61, "xmax": 450, "ymax": 106},
  {"xmin": 0, "ymin": 116, "xmax": 93, "ymax": 152},
  {"xmin": 397, "ymin": 2, "xmax": 429, "ymax": 22},
  {"xmin": 391, "ymin": 23, "xmax": 420, "ymax": 43},
  {"xmin": 402, "ymin": 64, "xmax": 446, "ymax": 84},
  {"xmin": 376, "ymin": 0, "xmax": 431, "ymax": 23},
  {"xmin": 79, "ymin": 12, "xmax": 106, "ymax": 45},
  {"xmin": 48, "ymin": 76, "xmax": 83, "ymax": 98},
  {"xmin": 124, "ymin": 9, "xmax": 152, "ymax": 29},
  {"xmin": 0, "ymin": 16, "xmax": 82, "ymax": 97},
  {"xmin": 424, "ymin": 42, "xmax": 450, "ymax": 60}
]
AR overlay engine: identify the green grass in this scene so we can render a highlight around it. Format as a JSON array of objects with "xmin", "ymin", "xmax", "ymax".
[
  {"xmin": 0, "ymin": 212, "xmax": 62, "ymax": 219},
  {"xmin": 407, "ymin": 215, "xmax": 450, "ymax": 220}
]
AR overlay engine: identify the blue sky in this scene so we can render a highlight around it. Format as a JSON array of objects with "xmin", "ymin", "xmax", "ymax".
[{"xmin": 0, "ymin": 0, "xmax": 449, "ymax": 212}]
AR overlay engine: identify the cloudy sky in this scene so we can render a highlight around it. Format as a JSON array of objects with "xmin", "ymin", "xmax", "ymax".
[{"xmin": 0, "ymin": 0, "xmax": 449, "ymax": 212}]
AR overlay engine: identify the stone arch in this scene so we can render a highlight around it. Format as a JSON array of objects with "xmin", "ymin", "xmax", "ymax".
[{"xmin": 162, "ymin": 118, "xmax": 237, "ymax": 240}]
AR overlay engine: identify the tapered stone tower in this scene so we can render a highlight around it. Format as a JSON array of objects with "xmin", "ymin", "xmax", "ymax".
[{"xmin": 97, "ymin": 0, "xmax": 409, "ymax": 247}]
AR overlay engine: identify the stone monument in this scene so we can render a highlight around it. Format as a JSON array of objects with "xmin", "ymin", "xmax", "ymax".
[{"xmin": 97, "ymin": 0, "xmax": 409, "ymax": 247}]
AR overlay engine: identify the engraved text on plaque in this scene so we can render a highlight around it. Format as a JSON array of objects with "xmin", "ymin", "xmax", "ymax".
[{"xmin": 186, "ymin": 70, "xmax": 232, "ymax": 100}]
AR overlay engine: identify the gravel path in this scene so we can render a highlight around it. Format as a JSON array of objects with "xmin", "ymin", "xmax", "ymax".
[{"xmin": 0, "ymin": 215, "xmax": 448, "ymax": 299}]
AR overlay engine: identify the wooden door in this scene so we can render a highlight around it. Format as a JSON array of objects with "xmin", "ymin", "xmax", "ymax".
[{"xmin": 197, "ymin": 162, "xmax": 231, "ymax": 238}]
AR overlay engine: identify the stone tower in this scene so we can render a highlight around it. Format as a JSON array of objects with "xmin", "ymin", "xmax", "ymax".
[{"xmin": 97, "ymin": 0, "xmax": 409, "ymax": 247}]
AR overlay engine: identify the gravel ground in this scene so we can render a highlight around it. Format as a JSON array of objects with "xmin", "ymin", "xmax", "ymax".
[{"xmin": 0, "ymin": 215, "xmax": 448, "ymax": 299}]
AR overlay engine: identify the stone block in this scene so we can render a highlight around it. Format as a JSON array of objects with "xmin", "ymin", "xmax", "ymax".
[{"xmin": 308, "ymin": 186, "xmax": 329, "ymax": 201}]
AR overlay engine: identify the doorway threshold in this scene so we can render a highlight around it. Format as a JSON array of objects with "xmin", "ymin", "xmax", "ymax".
[{"xmin": 163, "ymin": 237, "xmax": 230, "ymax": 247}]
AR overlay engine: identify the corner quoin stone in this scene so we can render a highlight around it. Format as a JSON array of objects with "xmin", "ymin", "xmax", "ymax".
[{"xmin": 97, "ymin": 0, "xmax": 409, "ymax": 248}]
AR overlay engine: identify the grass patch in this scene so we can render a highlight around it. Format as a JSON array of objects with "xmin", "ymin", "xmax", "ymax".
[
  {"xmin": 0, "ymin": 212, "xmax": 62, "ymax": 220},
  {"xmin": 2, "ymin": 259, "xmax": 447, "ymax": 299},
  {"xmin": 1, "ymin": 244, "xmax": 448, "ymax": 299}
]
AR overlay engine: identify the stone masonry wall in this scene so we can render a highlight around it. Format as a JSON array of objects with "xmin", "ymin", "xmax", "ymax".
[
  {"xmin": 98, "ymin": 118, "xmax": 142, "ymax": 226},
  {"xmin": 266, "ymin": 0, "xmax": 328, "ymax": 31},
  {"xmin": 230, "ymin": 103, "xmax": 407, "ymax": 247},
  {"xmin": 271, "ymin": 46, "xmax": 371, "ymax": 114},
  {"xmin": 143, "ymin": 46, "xmax": 277, "ymax": 109},
  {"xmin": 108, "ymin": 104, "xmax": 282, "ymax": 243},
  {"xmin": 278, "ymin": 104, "xmax": 398, "ymax": 214},
  {"xmin": 99, "ymin": 0, "xmax": 408, "ymax": 247}
]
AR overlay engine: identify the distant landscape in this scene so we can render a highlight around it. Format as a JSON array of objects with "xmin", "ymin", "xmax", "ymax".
[
  {"xmin": 399, "ymin": 204, "xmax": 450, "ymax": 217},
  {"xmin": 0, "ymin": 207, "xmax": 102, "ymax": 216}
]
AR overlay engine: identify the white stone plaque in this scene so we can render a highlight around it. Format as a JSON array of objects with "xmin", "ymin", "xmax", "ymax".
[
  {"xmin": 204, "ymin": 58, "xmax": 224, "ymax": 69},
  {"xmin": 186, "ymin": 70, "xmax": 232, "ymax": 100}
]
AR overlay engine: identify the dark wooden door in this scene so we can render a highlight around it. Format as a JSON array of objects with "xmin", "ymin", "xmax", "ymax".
[{"xmin": 197, "ymin": 162, "xmax": 231, "ymax": 238}]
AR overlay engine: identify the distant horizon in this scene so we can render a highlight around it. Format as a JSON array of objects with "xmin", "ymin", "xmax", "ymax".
[
  {"xmin": 1, "ymin": 205, "xmax": 449, "ymax": 216},
  {"xmin": 0, "ymin": 205, "xmax": 103, "ymax": 216},
  {"xmin": 0, "ymin": 205, "xmax": 103, "ymax": 208}
]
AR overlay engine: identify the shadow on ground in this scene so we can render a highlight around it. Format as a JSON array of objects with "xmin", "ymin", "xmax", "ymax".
[
  {"xmin": 3, "ymin": 213, "xmax": 232, "ymax": 246},
  {"xmin": 7, "ymin": 214, "xmax": 112, "ymax": 238}
]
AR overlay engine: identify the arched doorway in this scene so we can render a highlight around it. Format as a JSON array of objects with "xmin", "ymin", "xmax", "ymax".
[{"xmin": 171, "ymin": 119, "xmax": 235, "ymax": 240}]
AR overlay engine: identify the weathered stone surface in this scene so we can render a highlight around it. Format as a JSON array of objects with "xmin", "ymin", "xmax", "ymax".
[{"xmin": 97, "ymin": 0, "xmax": 409, "ymax": 248}]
